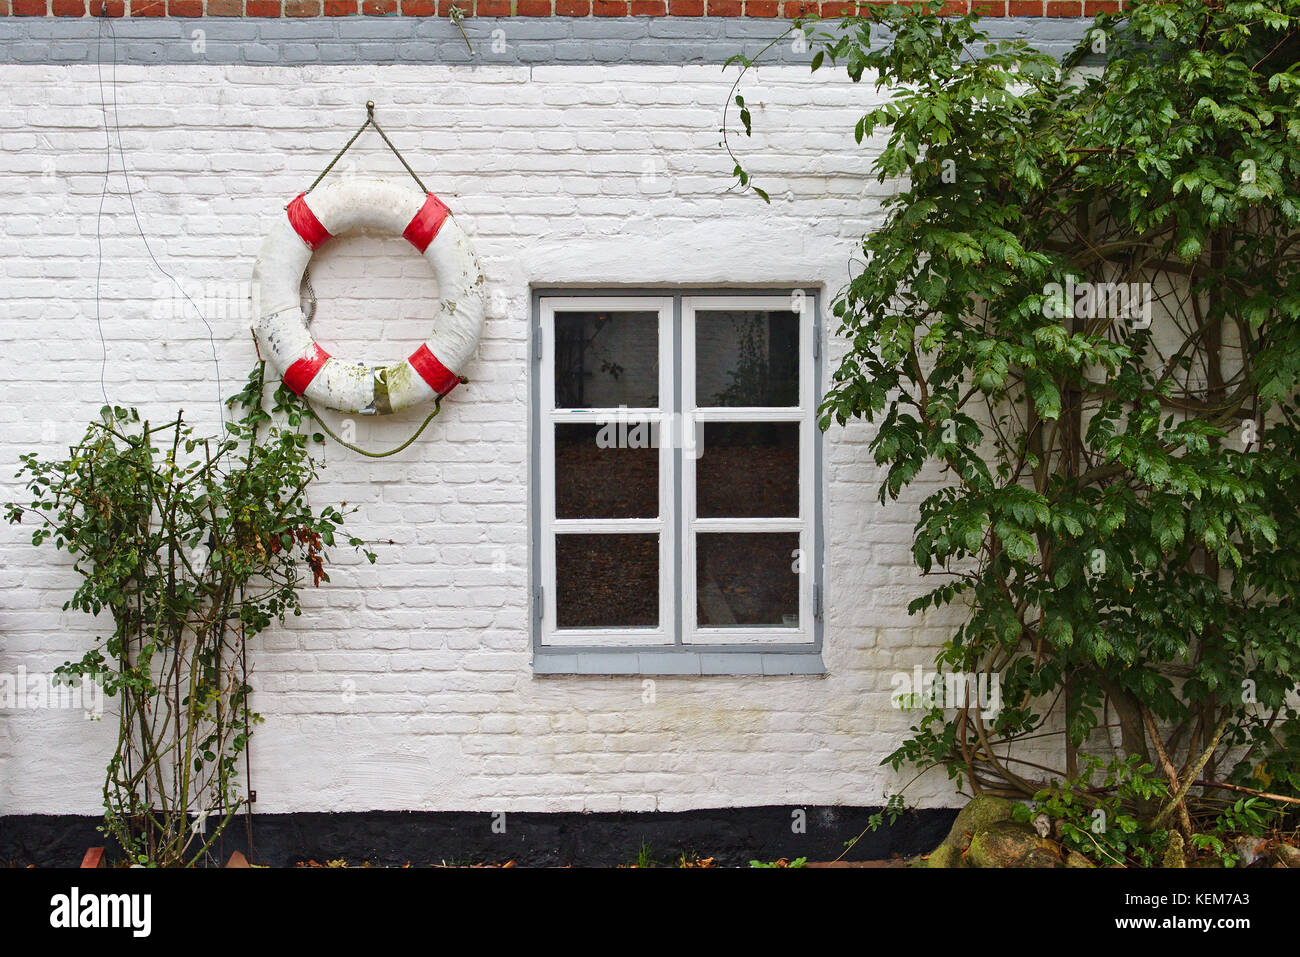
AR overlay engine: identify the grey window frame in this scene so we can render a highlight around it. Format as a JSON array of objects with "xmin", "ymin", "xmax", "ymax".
[{"xmin": 530, "ymin": 288, "xmax": 825, "ymax": 676}]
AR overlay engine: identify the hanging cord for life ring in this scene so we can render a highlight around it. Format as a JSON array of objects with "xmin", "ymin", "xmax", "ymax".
[
  {"xmin": 282, "ymin": 295, "xmax": 460, "ymax": 458},
  {"xmin": 295, "ymin": 268, "xmax": 459, "ymax": 457},
  {"xmin": 302, "ymin": 395, "xmax": 445, "ymax": 459},
  {"xmin": 301, "ymin": 267, "xmax": 317, "ymax": 324},
  {"xmin": 305, "ymin": 101, "xmax": 428, "ymax": 196}
]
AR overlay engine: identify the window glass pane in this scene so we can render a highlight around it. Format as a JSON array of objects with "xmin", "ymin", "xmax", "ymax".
[
  {"xmin": 695, "ymin": 309, "xmax": 799, "ymax": 408},
  {"xmin": 555, "ymin": 310, "xmax": 659, "ymax": 408},
  {"xmin": 696, "ymin": 532, "xmax": 800, "ymax": 628},
  {"xmin": 696, "ymin": 422, "xmax": 798, "ymax": 518},
  {"xmin": 556, "ymin": 534, "xmax": 659, "ymax": 629},
  {"xmin": 555, "ymin": 423, "xmax": 658, "ymax": 519}
]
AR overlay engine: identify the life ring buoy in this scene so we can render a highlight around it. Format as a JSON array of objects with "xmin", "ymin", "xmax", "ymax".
[{"xmin": 252, "ymin": 178, "xmax": 484, "ymax": 415}]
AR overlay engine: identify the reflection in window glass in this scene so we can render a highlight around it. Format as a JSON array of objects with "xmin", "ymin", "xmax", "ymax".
[
  {"xmin": 695, "ymin": 310, "xmax": 799, "ymax": 407},
  {"xmin": 555, "ymin": 311, "xmax": 659, "ymax": 408},
  {"xmin": 556, "ymin": 534, "xmax": 659, "ymax": 628},
  {"xmin": 555, "ymin": 423, "xmax": 658, "ymax": 519},
  {"xmin": 696, "ymin": 532, "xmax": 800, "ymax": 627}
]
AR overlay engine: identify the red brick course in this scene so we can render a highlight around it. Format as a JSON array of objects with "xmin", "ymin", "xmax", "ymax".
[{"xmin": 15, "ymin": 0, "xmax": 1105, "ymax": 14}]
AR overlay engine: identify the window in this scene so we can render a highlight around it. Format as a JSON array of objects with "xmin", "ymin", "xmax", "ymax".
[{"xmin": 532, "ymin": 291, "xmax": 823, "ymax": 675}]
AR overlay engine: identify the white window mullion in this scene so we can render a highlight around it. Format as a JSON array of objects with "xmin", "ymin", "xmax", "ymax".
[
  {"xmin": 692, "ymin": 518, "xmax": 805, "ymax": 533},
  {"xmin": 681, "ymin": 299, "xmax": 698, "ymax": 648},
  {"xmin": 548, "ymin": 408, "xmax": 664, "ymax": 423},
  {"xmin": 553, "ymin": 519, "xmax": 664, "ymax": 534},
  {"xmin": 690, "ymin": 408, "xmax": 804, "ymax": 422},
  {"xmin": 659, "ymin": 294, "xmax": 676, "ymax": 648}
]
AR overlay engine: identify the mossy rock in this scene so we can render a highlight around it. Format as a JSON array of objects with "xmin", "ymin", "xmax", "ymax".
[
  {"xmin": 966, "ymin": 820, "xmax": 1064, "ymax": 868},
  {"xmin": 915, "ymin": 842, "xmax": 964, "ymax": 868},
  {"xmin": 1273, "ymin": 844, "xmax": 1300, "ymax": 868},
  {"xmin": 944, "ymin": 795, "xmax": 1019, "ymax": 852},
  {"xmin": 912, "ymin": 795, "xmax": 1023, "ymax": 867}
]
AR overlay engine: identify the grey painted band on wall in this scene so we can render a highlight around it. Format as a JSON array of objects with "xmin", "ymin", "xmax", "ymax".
[{"xmin": 0, "ymin": 16, "xmax": 1094, "ymax": 67}]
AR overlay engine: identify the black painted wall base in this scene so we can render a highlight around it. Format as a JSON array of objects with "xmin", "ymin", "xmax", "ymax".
[{"xmin": 0, "ymin": 806, "xmax": 957, "ymax": 868}]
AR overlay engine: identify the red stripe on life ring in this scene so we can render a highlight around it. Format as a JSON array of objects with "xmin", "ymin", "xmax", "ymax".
[
  {"xmin": 287, "ymin": 193, "xmax": 333, "ymax": 251},
  {"xmin": 403, "ymin": 193, "xmax": 451, "ymax": 254},
  {"xmin": 408, "ymin": 344, "xmax": 460, "ymax": 397},
  {"xmin": 283, "ymin": 342, "xmax": 331, "ymax": 395}
]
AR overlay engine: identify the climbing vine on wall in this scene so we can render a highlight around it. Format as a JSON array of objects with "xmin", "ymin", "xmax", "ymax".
[{"xmin": 6, "ymin": 363, "xmax": 375, "ymax": 866}]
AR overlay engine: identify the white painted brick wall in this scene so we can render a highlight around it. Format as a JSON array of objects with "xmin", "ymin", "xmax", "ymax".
[{"xmin": 0, "ymin": 62, "xmax": 970, "ymax": 815}]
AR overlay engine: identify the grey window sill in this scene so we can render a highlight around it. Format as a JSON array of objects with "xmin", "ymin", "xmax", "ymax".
[{"xmin": 532, "ymin": 651, "xmax": 825, "ymax": 676}]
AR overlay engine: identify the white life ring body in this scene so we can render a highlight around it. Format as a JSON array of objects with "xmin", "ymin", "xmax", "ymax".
[{"xmin": 252, "ymin": 178, "xmax": 484, "ymax": 415}]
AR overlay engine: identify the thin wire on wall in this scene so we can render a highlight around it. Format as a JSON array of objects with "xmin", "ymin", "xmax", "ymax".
[
  {"xmin": 94, "ymin": 11, "xmax": 225, "ymax": 423},
  {"xmin": 92, "ymin": 10, "xmax": 250, "ymax": 865}
]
